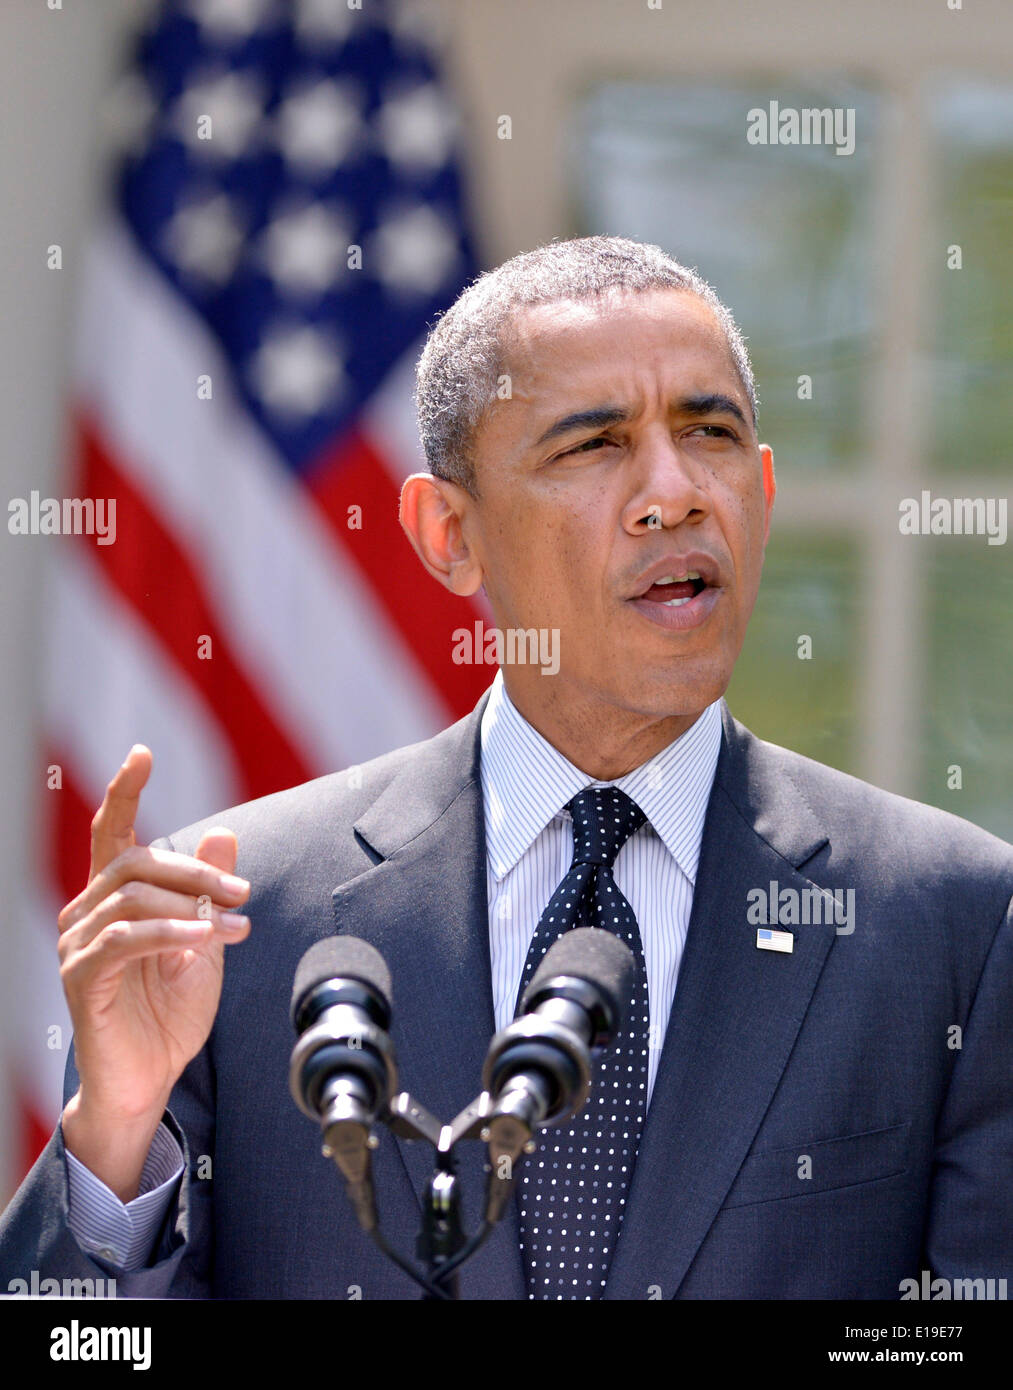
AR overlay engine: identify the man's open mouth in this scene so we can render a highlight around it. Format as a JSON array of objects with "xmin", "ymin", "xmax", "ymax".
[{"xmin": 637, "ymin": 573, "xmax": 708, "ymax": 608}]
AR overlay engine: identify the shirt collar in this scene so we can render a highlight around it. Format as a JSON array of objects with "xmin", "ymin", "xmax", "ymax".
[{"xmin": 479, "ymin": 669, "xmax": 723, "ymax": 886}]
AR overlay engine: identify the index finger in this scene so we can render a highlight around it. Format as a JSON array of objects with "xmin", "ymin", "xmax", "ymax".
[{"xmin": 89, "ymin": 745, "xmax": 153, "ymax": 884}]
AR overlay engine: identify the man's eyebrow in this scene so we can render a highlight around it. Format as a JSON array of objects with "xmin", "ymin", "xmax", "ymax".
[
  {"xmin": 677, "ymin": 393, "xmax": 749, "ymax": 429},
  {"xmin": 531, "ymin": 393, "xmax": 750, "ymax": 451},
  {"xmin": 532, "ymin": 405, "xmax": 630, "ymax": 449}
]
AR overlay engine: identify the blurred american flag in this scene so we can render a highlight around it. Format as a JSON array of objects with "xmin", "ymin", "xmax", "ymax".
[{"xmin": 15, "ymin": 0, "xmax": 489, "ymax": 1177}]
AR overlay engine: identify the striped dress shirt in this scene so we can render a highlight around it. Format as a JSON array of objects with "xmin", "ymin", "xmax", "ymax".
[
  {"xmin": 65, "ymin": 674, "xmax": 723, "ymax": 1265},
  {"xmin": 481, "ymin": 670, "xmax": 723, "ymax": 1105}
]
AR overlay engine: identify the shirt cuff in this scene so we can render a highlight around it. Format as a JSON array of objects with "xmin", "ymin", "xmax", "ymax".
[{"xmin": 65, "ymin": 1121, "xmax": 185, "ymax": 1270}]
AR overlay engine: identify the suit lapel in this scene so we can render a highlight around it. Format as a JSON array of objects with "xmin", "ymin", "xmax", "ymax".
[
  {"xmin": 605, "ymin": 706, "xmax": 837, "ymax": 1299},
  {"xmin": 329, "ymin": 693, "xmax": 526, "ymax": 1299}
]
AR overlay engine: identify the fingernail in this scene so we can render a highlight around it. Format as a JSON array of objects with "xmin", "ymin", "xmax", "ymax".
[
  {"xmin": 220, "ymin": 914, "xmax": 250, "ymax": 931},
  {"xmin": 218, "ymin": 874, "xmax": 249, "ymax": 893}
]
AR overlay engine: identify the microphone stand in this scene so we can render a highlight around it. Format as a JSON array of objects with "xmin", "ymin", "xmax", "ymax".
[
  {"xmin": 313, "ymin": 1085, "xmax": 539, "ymax": 1299},
  {"xmin": 383, "ymin": 1091, "xmax": 522, "ymax": 1299}
]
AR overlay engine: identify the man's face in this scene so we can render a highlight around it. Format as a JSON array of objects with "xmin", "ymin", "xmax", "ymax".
[{"xmin": 444, "ymin": 288, "xmax": 774, "ymax": 724}]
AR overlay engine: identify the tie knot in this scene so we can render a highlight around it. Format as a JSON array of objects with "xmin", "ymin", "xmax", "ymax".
[{"xmin": 567, "ymin": 786, "xmax": 646, "ymax": 868}]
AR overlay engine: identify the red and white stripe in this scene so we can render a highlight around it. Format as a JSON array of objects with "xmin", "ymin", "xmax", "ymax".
[{"xmin": 13, "ymin": 213, "xmax": 491, "ymax": 1175}]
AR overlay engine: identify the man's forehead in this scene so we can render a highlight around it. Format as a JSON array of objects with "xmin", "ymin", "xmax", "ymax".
[
  {"xmin": 503, "ymin": 289, "xmax": 732, "ymax": 382},
  {"xmin": 497, "ymin": 289, "xmax": 745, "ymax": 423}
]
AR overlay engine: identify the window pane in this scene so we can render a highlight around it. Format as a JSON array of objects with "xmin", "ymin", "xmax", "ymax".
[
  {"xmin": 919, "ymin": 537, "xmax": 1013, "ymax": 840},
  {"xmin": 725, "ymin": 535, "xmax": 860, "ymax": 773},
  {"xmin": 573, "ymin": 79, "xmax": 881, "ymax": 473},
  {"xmin": 927, "ymin": 80, "xmax": 1013, "ymax": 478}
]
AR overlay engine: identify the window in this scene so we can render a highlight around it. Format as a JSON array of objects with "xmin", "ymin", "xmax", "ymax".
[{"xmin": 573, "ymin": 76, "xmax": 1012, "ymax": 837}]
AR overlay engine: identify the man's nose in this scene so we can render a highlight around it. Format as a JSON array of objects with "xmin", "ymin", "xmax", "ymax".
[{"xmin": 621, "ymin": 431, "xmax": 709, "ymax": 533}]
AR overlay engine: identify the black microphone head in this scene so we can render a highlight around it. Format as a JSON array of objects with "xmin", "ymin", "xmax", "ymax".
[
  {"xmin": 522, "ymin": 927, "xmax": 636, "ymax": 1038},
  {"xmin": 290, "ymin": 936, "xmax": 392, "ymax": 1031}
]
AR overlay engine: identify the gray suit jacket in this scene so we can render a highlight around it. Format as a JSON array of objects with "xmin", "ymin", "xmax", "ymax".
[{"xmin": 3, "ymin": 695, "xmax": 1012, "ymax": 1298}]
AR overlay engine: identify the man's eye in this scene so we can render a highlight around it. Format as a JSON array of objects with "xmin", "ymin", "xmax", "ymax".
[
  {"xmin": 691, "ymin": 425, "xmax": 734, "ymax": 438},
  {"xmin": 561, "ymin": 437, "xmax": 610, "ymax": 457}
]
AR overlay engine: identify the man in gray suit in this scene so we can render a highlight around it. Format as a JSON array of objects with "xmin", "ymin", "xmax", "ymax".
[{"xmin": 3, "ymin": 236, "xmax": 1012, "ymax": 1299}]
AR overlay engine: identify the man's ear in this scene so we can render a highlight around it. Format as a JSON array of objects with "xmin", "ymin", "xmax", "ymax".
[
  {"xmin": 759, "ymin": 444, "xmax": 776, "ymax": 546},
  {"xmin": 399, "ymin": 473, "xmax": 485, "ymax": 596}
]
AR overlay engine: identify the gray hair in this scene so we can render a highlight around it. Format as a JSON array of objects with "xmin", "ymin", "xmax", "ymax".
[{"xmin": 414, "ymin": 235, "xmax": 758, "ymax": 495}]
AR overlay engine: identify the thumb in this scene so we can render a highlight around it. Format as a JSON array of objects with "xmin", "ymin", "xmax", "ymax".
[{"xmin": 193, "ymin": 827, "xmax": 239, "ymax": 877}]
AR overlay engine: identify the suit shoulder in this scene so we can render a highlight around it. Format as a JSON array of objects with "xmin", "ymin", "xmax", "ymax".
[{"xmin": 155, "ymin": 729, "xmax": 447, "ymax": 858}]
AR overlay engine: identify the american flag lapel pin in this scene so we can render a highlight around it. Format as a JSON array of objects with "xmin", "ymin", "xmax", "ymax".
[{"xmin": 756, "ymin": 927, "xmax": 794, "ymax": 953}]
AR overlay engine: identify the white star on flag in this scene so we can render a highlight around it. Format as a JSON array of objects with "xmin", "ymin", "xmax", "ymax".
[
  {"xmin": 374, "ymin": 81, "xmax": 458, "ymax": 172},
  {"xmin": 388, "ymin": 0, "xmax": 448, "ymax": 51},
  {"xmin": 295, "ymin": 0, "xmax": 365, "ymax": 45},
  {"xmin": 275, "ymin": 78, "xmax": 365, "ymax": 175},
  {"xmin": 163, "ymin": 191, "xmax": 247, "ymax": 284},
  {"xmin": 367, "ymin": 203, "xmax": 459, "ymax": 296},
  {"xmin": 258, "ymin": 201, "xmax": 353, "ymax": 295},
  {"xmin": 185, "ymin": 0, "xmax": 280, "ymax": 42},
  {"xmin": 172, "ymin": 69, "xmax": 266, "ymax": 159},
  {"xmin": 249, "ymin": 323, "xmax": 346, "ymax": 419}
]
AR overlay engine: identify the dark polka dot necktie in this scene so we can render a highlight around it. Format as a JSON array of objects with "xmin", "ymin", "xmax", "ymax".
[{"xmin": 515, "ymin": 786, "xmax": 650, "ymax": 1300}]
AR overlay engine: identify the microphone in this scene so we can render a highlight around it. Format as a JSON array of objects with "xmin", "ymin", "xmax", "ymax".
[
  {"xmin": 479, "ymin": 928, "xmax": 636, "ymax": 1217},
  {"xmin": 289, "ymin": 936, "xmax": 398, "ymax": 1230}
]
